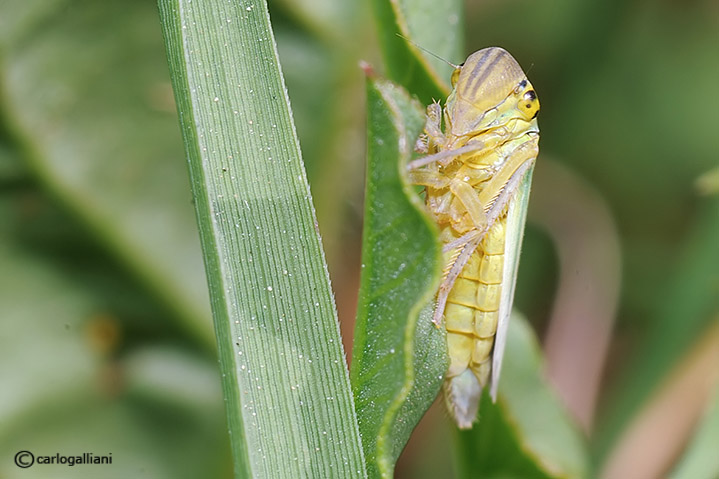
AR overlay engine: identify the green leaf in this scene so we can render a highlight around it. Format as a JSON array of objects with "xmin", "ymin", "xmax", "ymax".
[
  {"xmin": 669, "ymin": 387, "xmax": 719, "ymax": 479},
  {"xmin": 157, "ymin": 0, "xmax": 366, "ymax": 477},
  {"xmin": 371, "ymin": 0, "xmax": 463, "ymax": 103},
  {"xmin": 455, "ymin": 314, "xmax": 591, "ymax": 479},
  {"xmin": 351, "ymin": 77, "xmax": 446, "ymax": 479},
  {"xmin": 0, "ymin": 0, "xmax": 213, "ymax": 346}
]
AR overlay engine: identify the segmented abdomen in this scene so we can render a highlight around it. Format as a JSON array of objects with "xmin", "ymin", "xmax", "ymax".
[{"xmin": 443, "ymin": 217, "xmax": 505, "ymax": 388}]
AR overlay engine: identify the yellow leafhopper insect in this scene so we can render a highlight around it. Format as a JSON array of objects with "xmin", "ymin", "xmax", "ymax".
[{"xmin": 408, "ymin": 47, "xmax": 540, "ymax": 428}]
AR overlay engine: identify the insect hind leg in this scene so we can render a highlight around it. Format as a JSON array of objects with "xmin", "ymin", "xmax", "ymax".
[{"xmin": 433, "ymin": 235, "xmax": 482, "ymax": 326}]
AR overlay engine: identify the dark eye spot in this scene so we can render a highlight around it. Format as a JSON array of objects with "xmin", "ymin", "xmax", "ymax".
[{"xmin": 524, "ymin": 90, "xmax": 536, "ymax": 101}]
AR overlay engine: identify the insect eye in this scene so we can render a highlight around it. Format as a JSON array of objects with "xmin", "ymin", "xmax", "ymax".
[{"xmin": 517, "ymin": 89, "xmax": 539, "ymax": 120}]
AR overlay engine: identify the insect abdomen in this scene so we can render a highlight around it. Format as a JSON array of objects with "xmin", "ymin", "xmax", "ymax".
[{"xmin": 442, "ymin": 218, "xmax": 505, "ymax": 424}]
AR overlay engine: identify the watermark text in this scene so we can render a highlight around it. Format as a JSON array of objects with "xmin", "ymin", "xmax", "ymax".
[{"xmin": 14, "ymin": 451, "xmax": 112, "ymax": 468}]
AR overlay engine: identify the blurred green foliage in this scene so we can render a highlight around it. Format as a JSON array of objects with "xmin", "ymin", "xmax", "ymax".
[{"xmin": 1, "ymin": 0, "xmax": 717, "ymax": 477}]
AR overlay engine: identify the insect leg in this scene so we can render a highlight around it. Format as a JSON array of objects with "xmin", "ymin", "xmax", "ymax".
[
  {"xmin": 406, "ymin": 143, "xmax": 484, "ymax": 171},
  {"xmin": 424, "ymin": 102, "xmax": 443, "ymax": 140},
  {"xmin": 433, "ymin": 235, "xmax": 482, "ymax": 326},
  {"xmin": 449, "ymin": 179, "xmax": 487, "ymax": 230},
  {"xmin": 443, "ymin": 230, "xmax": 481, "ymax": 253},
  {"xmin": 435, "ymin": 155, "xmax": 536, "ymax": 327},
  {"xmin": 414, "ymin": 134, "xmax": 429, "ymax": 154},
  {"xmin": 477, "ymin": 138, "xmax": 539, "ymax": 210},
  {"xmin": 407, "ymin": 169, "xmax": 451, "ymax": 189},
  {"xmin": 415, "ymin": 102, "xmax": 443, "ymax": 153}
]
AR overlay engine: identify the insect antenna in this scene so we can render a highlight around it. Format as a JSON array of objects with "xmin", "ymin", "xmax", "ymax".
[{"xmin": 395, "ymin": 33, "xmax": 460, "ymax": 69}]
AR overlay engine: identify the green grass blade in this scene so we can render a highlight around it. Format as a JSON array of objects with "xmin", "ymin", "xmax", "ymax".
[
  {"xmin": 157, "ymin": 0, "xmax": 366, "ymax": 476},
  {"xmin": 351, "ymin": 77, "xmax": 445, "ymax": 479},
  {"xmin": 371, "ymin": 0, "xmax": 463, "ymax": 103},
  {"xmin": 455, "ymin": 314, "xmax": 591, "ymax": 479}
]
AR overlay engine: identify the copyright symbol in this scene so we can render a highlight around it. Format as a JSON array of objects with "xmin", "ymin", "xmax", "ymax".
[{"xmin": 14, "ymin": 450, "xmax": 34, "ymax": 468}]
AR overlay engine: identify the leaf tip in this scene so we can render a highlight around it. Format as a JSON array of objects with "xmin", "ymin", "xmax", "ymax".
[{"xmin": 359, "ymin": 60, "xmax": 376, "ymax": 78}]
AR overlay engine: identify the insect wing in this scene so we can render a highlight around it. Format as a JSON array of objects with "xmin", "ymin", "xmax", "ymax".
[{"xmin": 490, "ymin": 162, "xmax": 535, "ymax": 400}]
